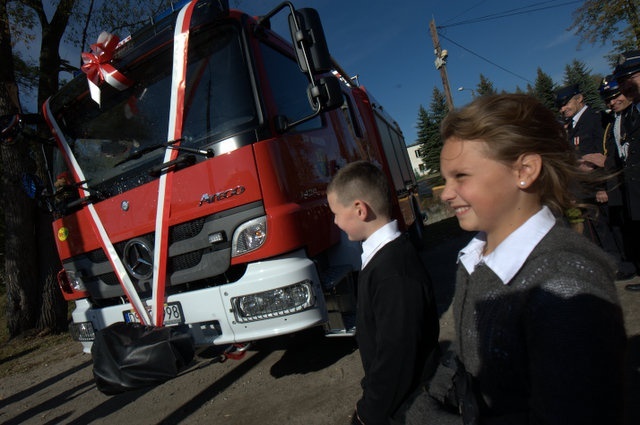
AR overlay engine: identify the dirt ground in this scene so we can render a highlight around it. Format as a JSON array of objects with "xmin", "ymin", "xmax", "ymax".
[{"xmin": 1, "ymin": 221, "xmax": 639, "ymax": 425}]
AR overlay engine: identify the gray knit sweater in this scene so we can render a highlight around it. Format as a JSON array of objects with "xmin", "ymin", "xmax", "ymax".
[{"xmin": 448, "ymin": 223, "xmax": 626, "ymax": 424}]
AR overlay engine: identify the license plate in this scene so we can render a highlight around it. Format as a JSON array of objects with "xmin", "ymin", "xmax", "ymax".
[{"xmin": 123, "ymin": 302, "xmax": 184, "ymax": 325}]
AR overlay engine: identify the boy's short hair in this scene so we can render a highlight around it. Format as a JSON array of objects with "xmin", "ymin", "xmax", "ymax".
[{"xmin": 327, "ymin": 161, "xmax": 392, "ymax": 218}]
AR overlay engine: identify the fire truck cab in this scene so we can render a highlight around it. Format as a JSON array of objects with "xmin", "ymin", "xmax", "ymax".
[{"xmin": 38, "ymin": 0, "xmax": 424, "ymax": 353}]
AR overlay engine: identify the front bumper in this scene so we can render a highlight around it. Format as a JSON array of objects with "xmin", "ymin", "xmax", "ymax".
[{"xmin": 69, "ymin": 249, "xmax": 327, "ymax": 353}]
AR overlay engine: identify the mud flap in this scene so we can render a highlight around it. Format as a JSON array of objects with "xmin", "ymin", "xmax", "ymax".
[{"xmin": 91, "ymin": 322, "xmax": 195, "ymax": 395}]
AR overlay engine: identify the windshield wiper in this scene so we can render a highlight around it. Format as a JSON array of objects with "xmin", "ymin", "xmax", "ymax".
[
  {"xmin": 148, "ymin": 154, "xmax": 196, "ymax": 177},
  {"xmin": 168, "ymin": 144, "xmax": 214, "ymax": 158},
  {"xmin": 62, "ymin": 181, "xmax": 106, "ymax": 209},
  {"xmin": 115, "ymin": 138, "xmax": 214, "ymax": 167},
  {"xmin": 114, "ymin": 139, "xmax": 177, "ymax": 167}
]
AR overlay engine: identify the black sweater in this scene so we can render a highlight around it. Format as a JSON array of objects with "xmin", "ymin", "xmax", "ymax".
[
  {"xmin": 355, "ymin": 233, "xmax": 440, "ymax": 424},
  {"xmin": 451, "ymin": 224, "xmax": 626, "ymax": 425}
]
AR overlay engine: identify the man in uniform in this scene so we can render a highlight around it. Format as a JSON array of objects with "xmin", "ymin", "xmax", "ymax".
[
  {"xmin": 613, "ymin": 50, "xmax": 640, "ymax": 291},
  {"xmin": 596, "ymin": 75, "xmax": 636, "ymax": 281},
  {"xmin": 556, "ymin": 83, "xmax": 604, "ymax": 156},
  {"xmin": 555, "ymin": 84, "xmax": 624, "ymax": 269}
]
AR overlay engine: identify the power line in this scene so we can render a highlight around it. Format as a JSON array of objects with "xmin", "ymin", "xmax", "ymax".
[
  {"xmin": 438, "ymin": 33, "xmax": 533, "ymax": 84},
  {"xmin": 434, "ymin": 1, "xmax": 582, "ymax": 85},
  {"xmin": 443, "ymin": 0, "xmax": 488, "ymax": 25},
  {"xmin": 438, "ymin": 0, "xmax": 583, "ymax": 29}
]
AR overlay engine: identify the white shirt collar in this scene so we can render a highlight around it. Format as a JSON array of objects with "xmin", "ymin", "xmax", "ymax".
[
  {"xmin": 458, "ymin": 206, "xmax": 556, "ymax": 284},
  {"xmin": 361, "ymin": 220, "xmax": 401, "ymax": 269},
  {"xmin": 572, "ymin": 105, "xmax": 588, "ymax": 127}
]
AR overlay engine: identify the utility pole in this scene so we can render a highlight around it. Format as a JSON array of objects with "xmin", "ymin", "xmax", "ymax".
[{"xmin": 429, "ymin": 18, "xmax": 454, "ymax": 110}]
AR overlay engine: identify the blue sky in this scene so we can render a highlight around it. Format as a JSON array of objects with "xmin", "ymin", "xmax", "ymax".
[
  {"xmin": 242, "ymin": 0, "xmax": 616, "ymax": 146},
  {"xmin": 33, "ymin": 0, "xmax": 616, "ymax": 147}
]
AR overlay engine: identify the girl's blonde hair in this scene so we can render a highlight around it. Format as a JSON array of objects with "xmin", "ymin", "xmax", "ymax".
[{"xmin": 441, "ymin": 93, "xmax": 581, "ymax": 216}]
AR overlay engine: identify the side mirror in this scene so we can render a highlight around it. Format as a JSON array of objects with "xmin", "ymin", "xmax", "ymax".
[
  {"xmin": 308, "ymin": 76, "xmax": 343, "ymax": 111},
  {"xmin": 1, "ymin": 113, "xmax": 50, "ymax": 145},
  {"xmin": 1, "ymin": 114, "xmax": 24, "ymax": 145},
  {"xmin": 289, "ymin": 8, "xmax": 333, "ymax": 74},
  {"xmin": 266, "ymin": 4, "xmax": 341, "ymax": 133}
]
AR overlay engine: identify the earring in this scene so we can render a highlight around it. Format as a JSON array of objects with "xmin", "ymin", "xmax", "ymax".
[{"xmin": 520, "ymin": 181, "xmax": 526, "ymax": 186}]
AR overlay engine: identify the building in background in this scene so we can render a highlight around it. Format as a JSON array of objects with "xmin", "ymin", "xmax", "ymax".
[{"xmin": 407, "ymin": 143, "xmax": 429, "ymax": 176}]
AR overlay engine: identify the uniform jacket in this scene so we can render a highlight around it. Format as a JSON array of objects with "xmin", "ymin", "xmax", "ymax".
[
  {"xmin": 621, "ymin": 104, "xmax": 640, "ymax": 220},
  {"xmin": 567, "ymin": 105, "xmax": 604, "ymax": 156},
  {"xmin": 602, "ymin": 111, "xmax": 625, "ymax": 207}
]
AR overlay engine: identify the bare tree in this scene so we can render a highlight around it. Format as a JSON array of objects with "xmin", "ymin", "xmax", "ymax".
[
  {"xmin": 1, "ymin": 0, "xmax": 78, "ymax": 337},
  {"xmin": 2, "ymin": 0, "xmax": 170, "ymax": 338},
  {"xmin": 1, "ymin": 0, "xmax": 40, "ymax": 336}
]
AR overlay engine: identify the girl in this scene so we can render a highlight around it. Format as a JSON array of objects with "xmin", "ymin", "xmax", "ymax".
[{"xmin": 426, "ymin": 94, "xmax": 626, "ymax": 424}]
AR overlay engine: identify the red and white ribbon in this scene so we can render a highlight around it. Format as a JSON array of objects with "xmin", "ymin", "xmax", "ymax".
[
  {"xmin": 81, "ymin": 32, "xmax": 133, "ymax": 106},
  {"xmin": 151, "ymin": 0, "xmax": 197, "ymax": 326},
  {"xmin": 43, "ymin": 1, "xmax": 198, "ymax": 328},
  {"xmin": 43, "ymin": 99, "xmax": 152, "ymax": 326}
]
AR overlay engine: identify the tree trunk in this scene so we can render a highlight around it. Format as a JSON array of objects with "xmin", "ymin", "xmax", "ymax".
[
  {"xmin": 36, "ymin": 206, "xmax": 68, "ymax": 333},
  {"xmin": 1, "ymin": 0, "xmax": 70, "ymax": 337},
  {"xmin": 0, "ymin": 136, "xmax": 42, "ymax": 336},
  {"xmin": 1, "ymin": 0, "xmax": 39, "ymax": 337},
  {"xmin": 25, "ymin": 0, "xmax": 78, "ymax": 334}
]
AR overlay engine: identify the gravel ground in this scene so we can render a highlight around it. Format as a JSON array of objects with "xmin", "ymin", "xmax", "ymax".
[{"xmin": 0, "ymin": 218, "xmax": 638, "ymax": 424}]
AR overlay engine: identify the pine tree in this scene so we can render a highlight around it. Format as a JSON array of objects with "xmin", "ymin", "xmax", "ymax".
[
  {"xmin": 526, "ymin": 83, "xmax": 534, "ymax": 95},
  {"xmin": 415, "ymin": 105, "xmax": 430, "ymax": 172},
  {"xmin": 531, "ymin": 68, "xmax": 557, "ymax": 112},
  {"xmin": 476, "ymin": 74, "xmax": 497, "ymax": 97},
  {"xmin": 562, "ymin": 59, "xmax": 605, "ymax": 111},
  {"xmin": 429, "ymin": 88, "xmax": 448, "ymax": 122},
  {"xmin": 416, "ymin": 105, "xmax": 429, "ymax": 144},
  {"xmin": 416, "ymin": 87, "xmax": 448, "ymax": 175}
]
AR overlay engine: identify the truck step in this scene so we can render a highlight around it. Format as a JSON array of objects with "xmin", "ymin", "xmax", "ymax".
[
  {"xmin": 321, "ymin": 265, "xmax": 356, "ymax": 337},
  {"xmin": 324, "ymin": 312, "xmax": 356, "ymax": 337}
]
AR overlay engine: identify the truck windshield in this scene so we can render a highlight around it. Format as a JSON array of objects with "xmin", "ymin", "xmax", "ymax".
[{"xmin": 49, "ymin": 23, "xmax": 257, "ymax": 196}]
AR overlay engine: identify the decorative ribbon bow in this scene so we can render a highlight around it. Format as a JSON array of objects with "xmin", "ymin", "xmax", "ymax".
[{"xmin": 81, "ymin": 31, "xmax": 133, "ymax": 106}]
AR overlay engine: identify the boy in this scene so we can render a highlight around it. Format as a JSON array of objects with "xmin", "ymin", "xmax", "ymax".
[{"xmin": 326, "ymin": 160, "xmax": 439, "ymax": 425}]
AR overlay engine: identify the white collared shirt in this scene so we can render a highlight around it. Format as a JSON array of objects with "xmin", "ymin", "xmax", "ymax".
[
  {"xmin": 361, "ymin": 220, "xmax": 401, "ymax": 270},
  {"xmin": 458, "ymin": 206, "xmax": 556, "ymax": 284},
  {"xmin": 613, "ymin": 113, "xmax": 629, "ymax": 160},
  {"xmin": 572, "ymin": 105, "xmax": 588, "ymax": 128}
]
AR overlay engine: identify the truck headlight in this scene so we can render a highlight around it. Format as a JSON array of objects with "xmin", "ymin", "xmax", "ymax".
[
  {"xmin": 65, "ymin": 270, "xmax": 87, "ymax": 292},
  {"xmin": 231, "ymin": 280, "xmax": 314, "ymax": 322},
  {"xmin": 232, "ymin": 216, "xmax": 267, "ymax": 256},
  {"xmin": 69, "ymin": 321, "xmax": 95, "ymax": 341}
]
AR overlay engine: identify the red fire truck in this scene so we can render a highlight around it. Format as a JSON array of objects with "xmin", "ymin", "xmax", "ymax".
[{"xmin": 40, "ymin": 0, "xmax": 424, "ymax": 353}]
